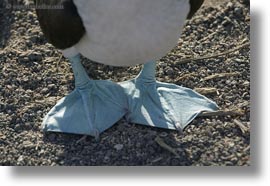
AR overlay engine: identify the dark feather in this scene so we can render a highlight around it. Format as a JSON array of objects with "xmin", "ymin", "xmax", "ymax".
[
  {"xmin": 187, "ymin": 0, "xmax": 204, "ymax": 19},
  {"xmin": 34, "ymin": 0, "xmax": 85, "ymax": 49}
]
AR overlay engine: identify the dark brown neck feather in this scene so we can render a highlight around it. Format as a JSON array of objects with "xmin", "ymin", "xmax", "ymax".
[{"xmin": 34, "ymin": 0, "xmax": 85, "ymax": 49}]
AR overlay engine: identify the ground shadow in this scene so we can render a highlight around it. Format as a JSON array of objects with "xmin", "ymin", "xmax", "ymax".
[{"xmin": 0, "ymin": 1, "xmax": 14, "ymax": 49}]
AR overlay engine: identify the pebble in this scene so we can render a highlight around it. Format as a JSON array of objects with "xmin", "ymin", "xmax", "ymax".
[
  {"xmin": 114, "ymin": 144, "xmax": 124, "ymax": 151},
  {"xmin": 234, "ymin": 7, "xmax": 243, "ymax": 16},
  {"xmin": 17, "ymin": 156, "xmax": 24, "ymax": 163},
  {"xmin": 234, "ymin": 58, "xmax": 244, "ymax": 63},
  {"xmin": 29, "ymin": 52, "xmax": 42, "ymax": 62},
  {"xmin": 47, "ymin": 84, "xmax": 56, "ymax": 90},
  {"xmin": 243, "ymin": 81, "xmax": 250, "ymax": 86},
  {"xmin": 22, "ymin": 141, "xmax": 34, "ymax": 148},
  {"xmin": 0, "ymin": 133, "xmax": 6, "ymax": 140},
  {"xmin": 14, "ymin": 124, "xmax": 21, "ymax": 132},
  {"xmin": 159, "ymin": 132, "xmax": 168, "ymax": 137},
  {"xmin": 40, "ymin": 87, "xmax": 49, "ymax": 94},
  {"xmin": 165, "ymin": 67, "xmax": 174, "ymax": 76}
]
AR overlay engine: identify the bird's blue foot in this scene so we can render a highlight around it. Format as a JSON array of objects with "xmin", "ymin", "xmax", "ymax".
[
  {"xmin": 42, "ymin": 57, "xmax": 218, "ymax": 138},
  {"xmin": 42, "ymin": 55, "xmax": 127, "ymax": 139},
  {"xmin": 118, "ymin": 61, "xmax": 219, "ymax": 131}
]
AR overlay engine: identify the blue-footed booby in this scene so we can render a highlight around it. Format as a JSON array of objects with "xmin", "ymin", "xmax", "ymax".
[{"xmin": 35, "ymin": 0, "xmax": 218, "ymax": 139}]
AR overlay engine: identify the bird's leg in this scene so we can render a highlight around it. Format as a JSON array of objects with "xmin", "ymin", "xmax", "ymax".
[
  {"xmin": 42, "ymin": 54, "xmax": 128, "ymax": 138},
  {"xmin": 69, "ymin": 54, "xmax": 90, "ymax": 88},
  {"xmin": 68, "ymin": 54, "xmax": 100, "ymax": 141},
  {"xmin": 119, "ymin": 61, "xmax": 218, "ymax": 131},
  {"xmin": 136, "ymin": 61, "xmax": 156, "ymax": 83}
]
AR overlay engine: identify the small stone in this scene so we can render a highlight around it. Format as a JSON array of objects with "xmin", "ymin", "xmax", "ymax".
[
  {"xmin": 225, "ymin": 80, "xmax": 231, "ymax": 85},
  {"xmin": 28, "ymin": 52, "xmax": 42, "ymax": 61},
  {"xmin": 23, "ymin": 141, "xmax": 33, "ymax": 148},
  {"xmin": 23, "ymin": 123, "xmax": 32, "ymax": 130},
  {"xmin": 114, "ymin": 144, "xmax": 124, "ymax": 151},
  {"xmin": 56, "ymin": 150, "xmax": 65, "ymax": 157},
  {"xmin": 0, "ymin": 133, "xmax": 6, "ymax": 140},
  {"xmin": 39, "ymin": 149, "xmax": 45, "ymax": 155},
  {"xmin": 48, "ymin": 84, "xmax": 56, "ymax": 89},
  {"xmin": 17, "ymin": 156, "xmax": 24, "ymax": 162},
  {"xmin": 231, "ymin": 80, "xmax": 237, "ymax": 85},
  {"xmin": 103, "ymin": 156, "xmax": 110, "ymax": 163},
  {"xmin": 51, "ymin": 162, "xmax": 57, "ymax": 166},
  {"xmin": 159, "ymin": 132, "xmax": 168, "ymax": 137},
  {"xmin": 243, "ymin": 81, "xmax": 250, "ymax": 86},
  {"xmin": 234, "ymin": 58, "xmax": 244, "ymax": 63},
  {"xmin": 165, "ymin": 67, "xmax": 174, "ymax": 76},
  {"xmin": 234, "ymin": 7, "xmax": 243, "ymax": 16},
  {"xmin": 14, "ymin": 124, "xmax": 21, "ymax": 132},
  {"xmin": 227, "ymin": 2, "xmax": 233, "ymax": 8},
  {"xmin": 40, "ymin": 87, "xmax": 49, "ymax": 94},
  {"xmin": 19, "ymin": 56, "xmax": 29, "ymax": 63}
]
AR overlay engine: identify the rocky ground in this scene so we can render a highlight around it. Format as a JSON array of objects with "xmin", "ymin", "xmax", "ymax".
[{"xmin": 0, "ymin": 0, "xmax": 250, "ymax": 166}]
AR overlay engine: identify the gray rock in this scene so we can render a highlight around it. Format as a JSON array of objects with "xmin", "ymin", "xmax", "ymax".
[{"xmin": 114, "ymin": 144, "xmax": 124, "ymax": 151}]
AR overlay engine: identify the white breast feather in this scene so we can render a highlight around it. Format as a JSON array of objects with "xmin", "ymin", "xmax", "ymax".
[{"xmin": 72, "ymin": 0, "xmax": 190, "ymax": 66}]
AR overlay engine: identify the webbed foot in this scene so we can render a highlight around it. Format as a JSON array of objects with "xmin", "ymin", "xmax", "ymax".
[
  {"xmin": 42, "ymin": 55, "xmax": 127, "ymax": 139},
  {"xmin": 119, "ymin": 62, "xmax": 218, "ymax": 131}
]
